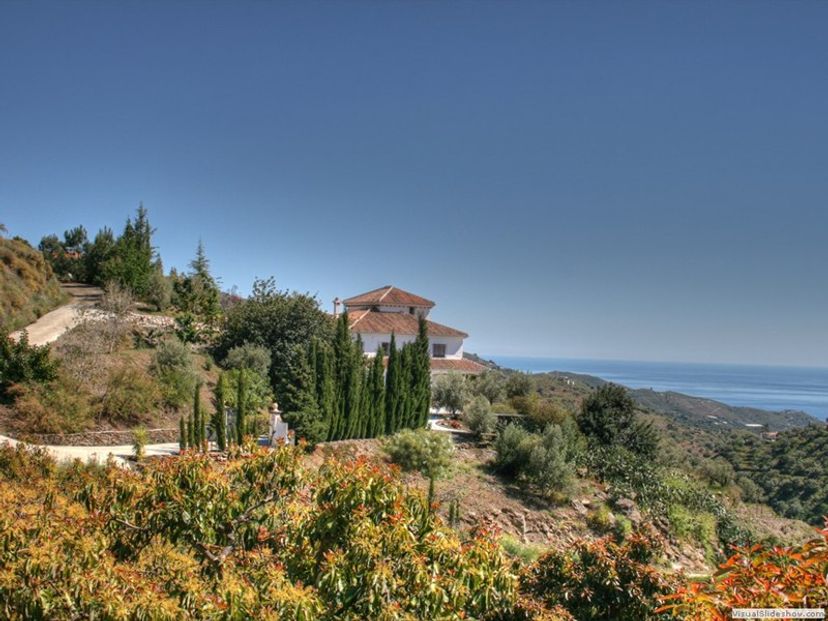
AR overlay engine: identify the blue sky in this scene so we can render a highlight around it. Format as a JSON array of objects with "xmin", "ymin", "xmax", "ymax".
[{"xmin": 2, "ymin": 1, "xmax": 827, "ymax": 366}]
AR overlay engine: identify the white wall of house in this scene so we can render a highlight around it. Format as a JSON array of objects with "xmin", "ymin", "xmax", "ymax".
[{"xmin": 357, "ymin": 333, "xmax": 463, "ymax": 359}]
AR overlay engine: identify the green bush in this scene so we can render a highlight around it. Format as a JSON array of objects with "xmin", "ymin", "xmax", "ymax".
[
  {"xmin": 223, "ymin": 342, "xmax": 272, "ymax": 378},
  {"xmin": 463, "ymin": 395, "xmax": 497, "ymax": 438},
  {"xmin": 97, "ymin": 365, "xmax": 162, "ymax": 425},
  {"xmin": 523, "ymin": 424, "xmax": 578, "ymax": 495},
  {"xmin": 586, "ymin": 504, "xmax": 614, "ymax": 533},
  {"xmin": 494, "ymin": 423, "xmax": 535, "ymax": 477},
  {"xmin": 151, "ymin": 337, "xmax": 197, "ymax": 408},
  {"xmin": 501, "ymin": 534, "xmax": 545, "ymax": 564},
  {"xmin": 383, "ymin": 428, "xmax": 455, "ymax": 479},
  {"xmin": 521, "ymin": 531, "xmax": 675, "ymax": 621},
  {"xmin": 0, "ymin": 331, "xmax": 58, "ymax": 399},
  {"xmin": 495, "ymin": 420, "xmax": 583, "ymax": 496},
  {"xmin": 132, "ymin": 426, "xmax": 149, "ymax": 461}
]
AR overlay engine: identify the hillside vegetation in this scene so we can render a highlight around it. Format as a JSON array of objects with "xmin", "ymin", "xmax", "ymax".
[{"xmin": 0, "ymin": 236, "xmax": 67, "ymax": 332}]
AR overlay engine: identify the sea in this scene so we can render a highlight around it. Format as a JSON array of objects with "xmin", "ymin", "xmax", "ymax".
[{"xmin": 487, "ymin": 357, "xmax": 828, "ymax": 422}]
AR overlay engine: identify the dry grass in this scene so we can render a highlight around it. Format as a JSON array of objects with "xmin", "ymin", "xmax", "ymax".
[{"xmin": 0, "ymin": 238, "xmax": 68, "ymax": 332}]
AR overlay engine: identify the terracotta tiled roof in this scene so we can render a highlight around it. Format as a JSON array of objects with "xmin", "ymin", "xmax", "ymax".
[
  {"xmin": 348, "ymin": 310, "xmax": 467, "ymax": 338},
  {"xmin": 343, "ymin": 285, "xmax": 435, "ymax": 309},
  {"xmin": 429, "ymin": 358, "xmax": 487, "ymax": 374}
]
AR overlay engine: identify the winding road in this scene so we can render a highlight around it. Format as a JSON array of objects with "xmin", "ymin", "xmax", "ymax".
[{"xmin": 4, "ymin": 284, "xmax": 180, "ymax": 464}]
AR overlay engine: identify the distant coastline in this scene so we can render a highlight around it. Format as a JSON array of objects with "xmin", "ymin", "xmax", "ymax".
[{"xmin": 487, "ymin": 356, "xmax": 828, "ymax": 421}]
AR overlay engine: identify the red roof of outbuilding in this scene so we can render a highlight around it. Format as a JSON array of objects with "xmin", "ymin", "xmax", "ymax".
[
  {"xmin": 430, "ymin": 358, "xmax": 487, "ymax": 374},
  {"xmin": 348, "ymin": 310, "xmax": 467, "ymax": 338},
  {"xmin": 343, "ymin": 286, "xmax": 435, "ymax": 309}
]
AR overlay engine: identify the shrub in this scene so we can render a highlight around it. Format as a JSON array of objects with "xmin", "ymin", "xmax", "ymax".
[
  {"xmin": 97, "ymin": 364, "xmax": 162, "ymax": 424},
  {"xmin": 0, "ymin": 444, "xmax": 520, "ymax": 619},
  {"xmin": 0, "ymin": 331, "xmax": 58, "ymax": 399},
  {"xmin": 9, "ymin": 378, "xmax": 92, "ymax": 434},
  {"xmin": 151, "ymin": 337, "xmax": 197, "ymax": 408},
  {"xmin": 523, "ymin": 424, "xmax": 578, "ymax": 495},
  {"xmin": 578, "ymin": 383, "xmax": 658, "ymax": 458},
  {"xmin": 527, "ymin": 400, "xmax": 570, "ymax": 432},
  {"xmin": 522, "ymin": 531, "xmax": 676, "ymax": 621},
  {"xmin": 587, "ymin": 504, "xmax": 615, "ymax": 533},
  {"xmin": 464, "ymin": 395, "xmax": 498, "ymax": 438},
  {"xmin": 432, "ymin": 372, "xmax": 469, "ymax": 416},
  {"xmin": 383, "ymin": 428, "xmax": 455, "ymax": 479},
  {"xmin": 505, "ymin": 372, "xmax": 533, "ymax": 398},
  {"xmin": 471, "ymin": 370, "xmax": 507, "ymax": 404},
  {"xmin": 501, "ymin": 534, "xmax": 546, "ymax": 564},
  {"xmin": 659, "ymin": 520, "xmax": 828, "ymax": 618},
  {"xmin": 223, "ymin": 342, "xmax": 272, "ymax": 378},
  {"xmin": 494, "ymin": 423, "xmax": 536, "ymax": 477},
  {"xmin": 132, "ymin": 426, "xmax": 149, "ymax": 461},
  {"xmin": 495, "ymin": 421, "xmax": 583, "ymax": 496}
]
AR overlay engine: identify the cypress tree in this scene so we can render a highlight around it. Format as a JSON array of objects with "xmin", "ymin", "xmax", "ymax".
[
  {"xmin": 344, "ymin": 336, "xmax": 364, "ymax": 439},
  {"xmin": 188, "ymin": 411, "xmax": 196, "ymax": 448},
  {"xmin": 397, "ymin": 345, "xmax": 413, "ymax": 430},
  {"xmin": 369, "ymin": 347, "xmax": 386, "ymax": 437},
  {"xmin": 315, "ymin": 341, "xmax": 336, "ymax": 440},
  {"xmin": 193, "ymin": 381, "xmax": 203, "ymax": 451},
  {"xmin": 331, "ymin": 312, "xmax": 351, "ymax": 441},
  {"xmin": 357, "ymin": 363, "xmax": 371, "ymax": 438},
  {"xmin": 179, "ymin": 416, "xmax": 187, "ymax": 451},
  {"xmin": 214, "ymin": 373, "xmax": 227, "ymax": 451},
  {"xmin": 385, "ymin": 333, "xmax": 400, "ymax": 434},
  {"xmin": 236, "ymin": 370, "xmax": 247, "ymax": 445},
  {"xmin": 412, "ymin": 315, "xmax": 431, "ymax": 428}
]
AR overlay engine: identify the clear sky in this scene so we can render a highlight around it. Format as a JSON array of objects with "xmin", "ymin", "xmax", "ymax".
[{"xmin": 2, "ymin": 1, "xmax": 826, "ymax": 367}]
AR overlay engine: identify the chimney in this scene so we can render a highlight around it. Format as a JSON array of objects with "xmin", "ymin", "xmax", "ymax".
[{"xmin": 332, "ymin": 297, "xmax": 341, "ymax": 316}]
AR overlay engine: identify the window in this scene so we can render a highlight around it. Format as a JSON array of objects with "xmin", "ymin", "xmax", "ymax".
[
  {"xmin": 381, "ymin": 342, "xmax": 390, "ymax": 355},
  {"xmin": 409, "ymin": 306, "xmax": 415, "ymax": 314},
  {"xmin": 432, "ymin": 343, "xmax": 446, "ymax": 358}
]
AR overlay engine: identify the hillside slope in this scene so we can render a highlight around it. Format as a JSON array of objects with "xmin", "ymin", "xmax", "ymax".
[
  {"xmin": 0, "ymin": 237, "xmax": 68, "ymax": 332},
  {"xmin": 536, "ymin": 371, "xmax": 815, "ymax": 432}
]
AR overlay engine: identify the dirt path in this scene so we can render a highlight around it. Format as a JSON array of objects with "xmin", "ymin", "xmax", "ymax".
[
  {"xmin": 10, "ymin": 283, "xmax": 102, "ymax": 346},
  {"xmin": 0, "ymin": 432, "xmax": 179, "ymax": 466}
]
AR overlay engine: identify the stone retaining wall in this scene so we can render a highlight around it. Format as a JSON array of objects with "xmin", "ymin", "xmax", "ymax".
[{"xmin": 15, "ymin": 428, "xmax": 179, "ymax": 446}]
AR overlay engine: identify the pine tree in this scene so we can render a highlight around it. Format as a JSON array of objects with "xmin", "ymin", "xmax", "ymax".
[
  {"xmin": 236, "ymin": 370, "xmax": 247, "ymax": 445},
  {"xmin": 179, "ymin": 416, "xmax": 187, "ymax": 451},
  {"xmin": 368, "ymin": 348, "xmax": 386, "ymax": 437},
  {"xmin": 385, "ymin": 333, "xmax": 401, "ymax": 434},
  {"xmin": 213, "ymin": 373, "xmax": 227, "ymax": 451}
]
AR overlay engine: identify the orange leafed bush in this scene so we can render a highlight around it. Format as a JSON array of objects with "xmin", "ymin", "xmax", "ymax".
[{"xmin": 659, "ymin": 519, "xmax": 828, "ymax": 620}]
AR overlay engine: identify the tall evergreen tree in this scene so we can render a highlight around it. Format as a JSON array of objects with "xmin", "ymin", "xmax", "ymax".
[
  {"xmin": 331, "ymin": 312, "xmax": 352, "ymax": 441},
  {"xmin": 397, "ymin": 345, "xmax": 413, "ymax": 430},
  {"xmin": 193, "ymin": 381, "xmax": 203, "ymax": 451},
  {"xmin": 213, "ymin": 373, "xmax": 227, "ymax": 451},
  {"xmin": 103, "ymin": 204, "xmax": 155, "ymax": 296},
  {"xmin": 385, "ymin": 333, "xmax": 401, "ymax": 434},
  {"xmin": 236, "ymin": 370, "xmax": 247, "ymax": 445},
  {"xmin": 412, "ymin": 316, "xmax": 432, "ymax": 428},
  {"xmin": 314, "ymin": 340, "xmax": 336, "ymax": 439},
  {"xmin": 179, "ymin": 416, "xmax": 187, "ymax": 451},
  {"xmin": 343, "ymin": 336, "xmax": 364, "ymax": 439},
  {"xmin": 187, "ymin": 411, "xmax": 196, "ymax": 448},
  {"xmin": 368, "ymin": 348, "xmax": 386, "ymax": 437}
]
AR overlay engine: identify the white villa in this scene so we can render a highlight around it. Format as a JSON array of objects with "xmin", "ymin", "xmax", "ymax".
[{"xmin": 337, "ymin": 285, "xmax": 486, "ymax": 374}]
